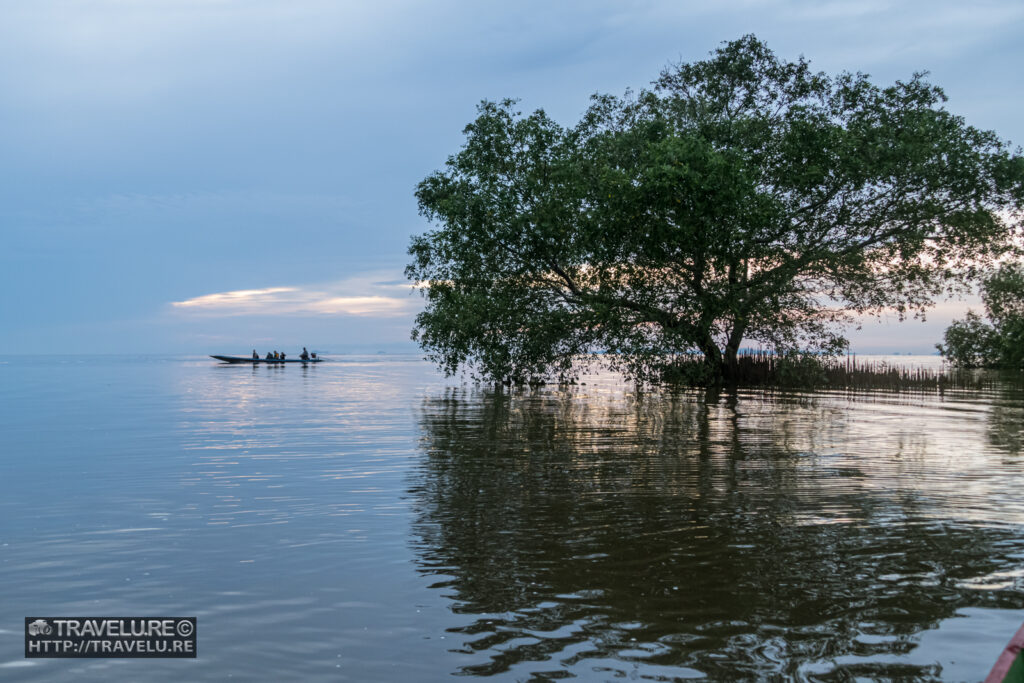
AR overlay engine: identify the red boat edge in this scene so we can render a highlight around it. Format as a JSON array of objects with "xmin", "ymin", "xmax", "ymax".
[{"xmin": 986, "ymin": 622, "xmax": 1024, "ymax": 683}]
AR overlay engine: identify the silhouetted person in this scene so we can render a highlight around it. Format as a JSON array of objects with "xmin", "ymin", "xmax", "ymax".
[
  {"xmin": 281, "ymin": 352, "xmax": 286, "ymax": 360},
  {"xmin": 265, "ymin": 351, "xmax": 273, "ymax": 360},
  {"xmin": 252, "ymin": 349, "xmax": 259, "ymax": 360},
  {"xmin": 300, "ymin": 347, "xmax": 310, "ymax": 360}
]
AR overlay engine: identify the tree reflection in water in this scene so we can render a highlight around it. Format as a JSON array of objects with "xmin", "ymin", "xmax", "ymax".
[{"xmin": 409, "ymin": 386, "xmax": 1024, "ymax": 680}]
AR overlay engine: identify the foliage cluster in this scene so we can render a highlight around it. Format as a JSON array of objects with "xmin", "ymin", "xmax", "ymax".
[{"xmin": 938, "ymin": 264, "xmax": 1024, "ymax": 369}]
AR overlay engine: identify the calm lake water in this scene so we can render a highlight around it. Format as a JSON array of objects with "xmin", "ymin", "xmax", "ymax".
[{"xmin": 1, "ymin": 355, "xmax": 1022, "ymax": 681}]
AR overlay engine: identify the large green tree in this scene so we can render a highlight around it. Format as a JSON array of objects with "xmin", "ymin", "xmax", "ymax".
[{"xmin": 408, "ymin": 36, "xmax": 1024, "ymax": 383}]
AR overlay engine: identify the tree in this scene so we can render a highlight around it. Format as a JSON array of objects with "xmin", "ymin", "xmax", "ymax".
[
  {"xmin": 408, "ymin": 36, "xmax": 1024, "ymax": 384},
  {"xmin": 938, "ymin": 263, "xmax": 1024, "ymax": 369},
  {"xmin": 935, "ymin": 310, "xmax": 999, "ymax": 369}
]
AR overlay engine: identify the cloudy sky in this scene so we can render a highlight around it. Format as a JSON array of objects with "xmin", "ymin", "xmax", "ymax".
[{"xmin": 3, "ymin": 0, "xmax": 1022, "ymax": 355}]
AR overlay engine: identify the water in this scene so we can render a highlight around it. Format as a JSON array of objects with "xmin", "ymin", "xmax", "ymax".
[{"xmin": 0, "ymin": 355, "xmax": 1022, "ymax": 681}]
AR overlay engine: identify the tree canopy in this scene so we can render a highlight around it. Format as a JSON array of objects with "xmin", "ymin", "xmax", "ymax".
[
  {"xmin": 407, "ymin": 35, "xmax": 1024, "ymax": 383},
  {"xmin": 937, "ymin": 263, "xmax": 1024, "ymax": 369}
]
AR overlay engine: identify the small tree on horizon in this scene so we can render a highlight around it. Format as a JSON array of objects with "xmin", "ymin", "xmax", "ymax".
[
  {"xmin": 938, "ymin": 263, "xmax": 1024, "ymax": 369},
  {"xmin": 407, "ymin": 36, "xmax": 1024, "ymax": 384}
]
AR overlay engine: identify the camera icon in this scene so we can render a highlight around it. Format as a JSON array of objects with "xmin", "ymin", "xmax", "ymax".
[{"xmin": 27, "ymin": 619, "xmax": 52, "ymax": 636}]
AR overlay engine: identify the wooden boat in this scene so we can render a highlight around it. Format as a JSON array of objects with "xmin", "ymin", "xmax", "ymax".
[
  {"xmin": 986, "ymin": 621, "xmax": 1024, "ymax": 683},
  {"xmin": 210, "ymin": 355, "xmax": 323, "ymax": 364}
]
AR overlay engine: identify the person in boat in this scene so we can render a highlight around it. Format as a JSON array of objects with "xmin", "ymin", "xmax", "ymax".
[
  {"xmin": 300, "ymin": 347, "xmax": 309, "ymax": 360},
  {"xmin": 265, "ymin": 351, "xmax": 273, "ymax": 360},
  {"xmin": 281, "ymin": 352, "xmax": 286, "ymax": 360},
  {"xmin": 252, "ymin": 350, "xmax": 259, "ymax": 360}
]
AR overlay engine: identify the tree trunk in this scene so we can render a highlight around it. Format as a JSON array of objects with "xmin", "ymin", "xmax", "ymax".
[
  {"xmin": 723, "ymin": 345, "xmax": 739, "ymax": 381},
  {"xmin": 722, "ymin": 318, "xmax": 747, "ymax": 383},
  {"xmin": 699, "ymin": 335, "xmax": 724, "ymax": 380}
]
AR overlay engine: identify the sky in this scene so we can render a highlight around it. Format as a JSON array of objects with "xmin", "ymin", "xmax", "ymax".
[{"xmin": 2, "ymin": 0, "xmax": 1023, "ymax": 355}]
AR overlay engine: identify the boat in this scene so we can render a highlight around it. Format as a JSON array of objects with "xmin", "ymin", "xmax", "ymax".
[
  {"xmin": 986, "ymin": 621, "xmax": 1024, "ymax": 683},
  {"xmin": 210, "ymin": 355, "xmax": 323, "ymax": 364}
]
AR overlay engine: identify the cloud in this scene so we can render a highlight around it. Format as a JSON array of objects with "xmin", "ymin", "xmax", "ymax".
[
  {"xmin": 304, "ymin": 296, "xmax": 407, "ymax": 315},
  {"xmin": 171, "ymin": 286, "xmax": 297, "ymax": 309},
  {"xmin": 170, "ymin": 277, "xmax": 416, "ymax": 317}
]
